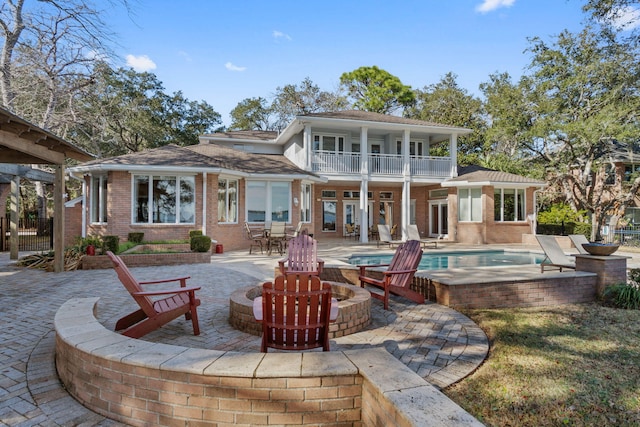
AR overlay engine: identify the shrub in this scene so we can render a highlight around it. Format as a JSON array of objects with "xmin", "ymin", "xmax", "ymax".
[
  {"xmin": 189, "ymin": 229, "xmax": 203, "ymax": 238},
  {"xmin": 603, "ymin": 283, "xmax": 640, "ymax": 309},
  {"xmin": 75, "ymin": 235, "xmax": 102, "ymax": 253},
  {"xmin": 102, "ymin": 235, "xmax": 120, "ymax": 254},
  {"xmin": 190, "ymin": 235, "xmax": 211, "ymax": 252},
  {"xmin": 128, "ymin": 232, "xmax": 144, "ymax": 243}
]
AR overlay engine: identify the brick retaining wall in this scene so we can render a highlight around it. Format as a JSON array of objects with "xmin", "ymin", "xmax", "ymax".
[
  {"xmin": 81, "ymin": 252, "xmax": 212, "ymax": 269},
  {"xmin": 55, "ymin": 298, "xmax": 482, "ymax": 427}
]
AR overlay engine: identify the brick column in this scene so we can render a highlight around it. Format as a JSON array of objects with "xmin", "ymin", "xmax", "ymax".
[{"xmin": 575, "ymin": 254, "xmax": 628, "ymax": 295}]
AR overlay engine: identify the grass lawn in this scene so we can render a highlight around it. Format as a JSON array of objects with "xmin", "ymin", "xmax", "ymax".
[{"xmin": 444, "ymin": 303, "xmax": 640, "ymax": 426}]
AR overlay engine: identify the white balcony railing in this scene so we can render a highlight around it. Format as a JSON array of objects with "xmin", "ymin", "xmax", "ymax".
[{"xmin": 311, "ymin": 151, "xmax": 452, "ymax": 178}]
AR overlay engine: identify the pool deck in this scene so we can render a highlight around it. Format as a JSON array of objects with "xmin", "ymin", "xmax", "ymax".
[{"xmin": 2, "ymin": 241, "xmax": 640, "ymax": 425}]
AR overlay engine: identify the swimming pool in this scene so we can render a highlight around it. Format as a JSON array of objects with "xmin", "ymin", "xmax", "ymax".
[{"xmin": 347, "ymin": 250, "xmax": 544, "ymax": 270}]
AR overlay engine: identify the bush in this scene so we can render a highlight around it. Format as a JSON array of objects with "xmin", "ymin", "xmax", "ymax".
[
  {"xmin": 75, "ymin": 235, "xmax": 102, "ymax": 253},
  {"xmin": 603, "ymin": 283, "xmax": 640, "ymax": 309},
  {"xmin": 190, "ymin": 235, "xmax": 211, "ymax": 252},
  {"xmin": 128, "ymin": 232, "xmax": 144, "ymax": 243},
  {"xmin": 102, "ymin": 235, "xmax": 120, "ymax": 254},
  {"xmin": 189, "ymin": 229, "xmax": 203, "ymax": 238}
]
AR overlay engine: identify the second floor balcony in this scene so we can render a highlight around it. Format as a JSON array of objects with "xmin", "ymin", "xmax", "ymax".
[{"xmin": 311, "ymin": 151, "xmax": 452, "ymax": 178}]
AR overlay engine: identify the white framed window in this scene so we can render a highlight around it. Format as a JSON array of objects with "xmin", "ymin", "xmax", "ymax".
[
  {"xmin": 133, "ymin": 175, "xmax": 195, "ymax": 224},
  {"xmin": 313, "ymin": 134, "xmax": 345, "ymax": 153},
  {"xmin": 246, "ymin": 181, "xmax": 291, "ymax": 223},
  {"xmin": 218, "ymin": 178, "xmax": 238, "ymax": 223},
  {"xmin": 396, "ymin": 140, "xmax": 425, "ymax": 156},
  {"xmin": 301, "ymin": 183, "xmax": 312, "ymax": 223},
  {"xmin": 323, "ymin": 201, "xmax": 337, "ymax": 231},
  {"xmin": 494, "ymin": 188, "xmax": 525, "ymax": 222},
  {"xmin": 90, "ymin": 175, "xmax": 108, "ymax": 224},
  {"xmin": 458, "ymin": 188, "xmax": 482, "ymax": 222}
]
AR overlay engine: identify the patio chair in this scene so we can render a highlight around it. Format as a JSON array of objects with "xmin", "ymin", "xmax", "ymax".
[
  {"xmin": 377, "ymin": 224, "xmax": 404, "ymax": 248},
  {"xmin": 358, "ymin": 239, "xmax": 424, "ymax": 310},
  {"xmin": 568, "ymin": 234, "xmax": 590, "ymax": 255},
  {"xmin": 245, "ymin": 222, "xmax": 267, "ymax": 254},
  {"xmin": 407, "ymin": 224, "xmax": 439, "ymax": 249},
  {"xmin": 278, "ymin": 231, "xmax": 324, "ymax": 276},
  {"xmin": 287, "ymin": 221, "xmax": 303, "ymax": 239},
  {"xmin": 106, "ymin": 251, "xmax": 201, "ymax": 338},
  {"xmin": 255, "ymin": 273, "xmax": 334, "ymax": 352},
  {"xmin": 535, "ymin": 235, "xmax": 577, "ymax": 272},
  {"xmin": 267, "ymin": 221, "xmax": 288, "ymax": 255},
  {"xmin": 344, "ymin": 223, "xmax": 358, "ymax": 239}
]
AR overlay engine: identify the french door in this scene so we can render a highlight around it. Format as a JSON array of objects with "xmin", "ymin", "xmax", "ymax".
[{"xmin": 429, "ymin": 201, "xmax": 448, "ymax": 238}]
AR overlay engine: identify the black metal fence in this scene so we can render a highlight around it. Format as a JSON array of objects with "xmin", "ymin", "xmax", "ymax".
[{"xmin": 0, "ymin": 217, "xmax": 53, "ymax": 252}]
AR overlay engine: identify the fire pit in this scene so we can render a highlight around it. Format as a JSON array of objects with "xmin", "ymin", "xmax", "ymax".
[
  {"xmin": 582, "ymin": 243, "xmax": 620, "ymax": 256},
  {"xmin": 229, "ymin": 281, "xmax": 371, "ymax": 338}
]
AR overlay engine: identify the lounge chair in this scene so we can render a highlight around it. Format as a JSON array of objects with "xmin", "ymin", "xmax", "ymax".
[
  {"xmin": 535, "ymin": 235, "xmax": 577, "ymax": 272},
  {"xmin": 407, "ymin": 224, "xmax": 439, "ymax": 249},
  {"xmin": 278, "ymin": 231, "xmax": 324, "ymax": 276},
  {"xmin": 254, "ymin": 273, "xmax": 335, "ymax": 352},
  {"xmin": 358, "ymin": 239, "xmax": 424, "ymax": 310},
  {"xmin": 106, "ymin": 251, "xmax": 201, "ymax": 338},
  {"xmin": 377, "ymin": 224, "xmax": 404, "ymax": 248},
  {"xmin": 568, "ymin": 234, "xmax": 590, "ymax": 255}
]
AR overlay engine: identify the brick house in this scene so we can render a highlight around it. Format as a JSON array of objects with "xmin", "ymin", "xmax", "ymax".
[{"xmin": 67, "ymin": 111, "xmax": 546, "ymax": 250}]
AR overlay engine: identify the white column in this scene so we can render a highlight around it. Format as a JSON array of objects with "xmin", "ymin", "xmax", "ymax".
[
  {"xmin": 401, "ymin": 130, "xmax": 411, "ymax": 241},
  {"xmin": 202, "ymin": 172, "xmax": 207, "ymax": 235},
  {"xmin": 450, "ymin": 133, "xmax": 458, "ymax": 177},
  {"xmin": 359, "ymin": 127, "xmax": 369, "ymax": 243},
  {"xmin": 304, "ymin": 124, "xmax": 312, "ymax": 169}
]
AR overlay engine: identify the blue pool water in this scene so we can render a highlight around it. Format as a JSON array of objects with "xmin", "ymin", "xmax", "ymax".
[{"xmin": 348, "ymin": 250, "xmax": 544, "ymax": 270}]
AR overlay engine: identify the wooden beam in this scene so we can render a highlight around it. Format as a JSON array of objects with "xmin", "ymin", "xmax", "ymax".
[
  {"xmin": 0, "ymin": 163, "xmax": 56, "ymax": 182},
  {"xmin": 53, "ymin": 165, "xmax": 65, "ymax": 273},
  {"xmin": 0, "ymin": 129, "xmax": 65, "ymax": 164}
]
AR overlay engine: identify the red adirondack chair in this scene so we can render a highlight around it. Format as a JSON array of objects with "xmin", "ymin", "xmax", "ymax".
[
  {"xmin": 358, "ymin": 240, "xmax": 424, "ymax": 310},
  {"xmin": 257, "ymin": 273, "xmax": 333, "ymax": 352},
  {"xmin": 278, "ymin": 231, "xmax": 324, "ymax": 276},
  {"xmin": 106, "ymin": 251, "xmax": 201, "ymax": 338}
]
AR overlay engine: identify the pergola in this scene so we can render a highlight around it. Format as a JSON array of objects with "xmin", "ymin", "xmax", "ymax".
[{"xmin": 0, "ymin": 107, "xmax": 93, "ymax": 272}]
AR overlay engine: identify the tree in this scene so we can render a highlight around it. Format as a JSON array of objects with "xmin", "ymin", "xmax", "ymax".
[
  {"xmin": 521, "ymin": 27, "xmax": 640, "ymax": 239},
  {"xmin": 583, "ymin": 0, "xmax": 640, "ymax": 43},
  {"xmin": 405, "ymin": 72, "xmax": 486, "ymax": 165},
  {"xmin": 229, "ymin": 97, "xmax": 273, "ymax": 130},
  {"xmin": 73, "ymin": 64, "xmax": 222, "ymax": 157},
  {"xmin": 270, "ymin": 77, "xmax": 347, "ymax": 129},
  {"xmin": 339, "ymin": 66, "xmax": 415, "ymax": 114}
]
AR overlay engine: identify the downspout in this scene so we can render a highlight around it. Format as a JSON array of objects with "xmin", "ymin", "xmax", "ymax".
[
  {"xmin": 69, "ymin": 172, "xmax": 86, "ymax": 238},
  {"xmin": 532, "ymin": 187, "xmax": 543, "ymax": 236}
]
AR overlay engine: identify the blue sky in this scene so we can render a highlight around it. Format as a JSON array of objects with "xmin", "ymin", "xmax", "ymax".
[{"xmin": 103, "ymin": 0, "xmax": 634, "ymax": 127}]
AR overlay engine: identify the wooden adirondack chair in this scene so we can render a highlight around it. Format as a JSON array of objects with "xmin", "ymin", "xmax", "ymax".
[
  {"xmin": 106, "ymin": 251, "xmax": 201, "ymax": 338},
  {"xmin": 258, "ymin": 273, "xmax": 333, "ymax": 352},
  {"xmin": 278, "ymin": 231, "xmax": 324, "ymax": 276},
  {"xmin": 358, "ymin": 240, "xmax": 424, "ymax": 310}
]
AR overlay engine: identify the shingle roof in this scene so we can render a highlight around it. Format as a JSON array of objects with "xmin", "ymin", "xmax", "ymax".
[
  {"xmin": 74, "ymin": 143, "xmax": 317, "ymax": 177},
  {"xmin": 200, "ymin": 130, "xmax": 278, "ymax": 141},
  {"xmin": 449, "ymin": 168, "xmax": 545, "ymax": 185},
  {"xmin": 300, "ymin": 110, "xmax": 465, "ymax": 129}
]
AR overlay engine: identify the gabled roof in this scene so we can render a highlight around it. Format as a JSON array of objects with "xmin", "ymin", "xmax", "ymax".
[
  {"xmin": 68, "ymin": 143, "xmax": 323, "ymax": 181},
  {"xmin": 443, "ymin": 167, "xmax": 546, "ymax": 187}
]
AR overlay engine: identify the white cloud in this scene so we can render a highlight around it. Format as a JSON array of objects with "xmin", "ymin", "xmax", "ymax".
[
  {"xmin": 126, "ymin": 54, "xmax": 157, "ymax": 72},
  {"xmin": 273, "ymin": 30, "xmax": 292, "ymax": 41},
  {"xmin": 476, "ymin": 0, "xmax": 515, "ymax": 14},
  {"xmin": 225, "ymin": 62, "xmax": 246, "ymax": 72},
  {"xmin": 178, "ymin": 50, "xmax": 192, "ymax": 62},
  {"xmin": 607, "ymin": 6, "xmax": 640, "ymax": 31}
]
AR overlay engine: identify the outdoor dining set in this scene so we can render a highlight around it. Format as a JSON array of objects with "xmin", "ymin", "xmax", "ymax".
[{"xmin": 244, "ymin": 221, "xmax": 303, "ymax": 255}]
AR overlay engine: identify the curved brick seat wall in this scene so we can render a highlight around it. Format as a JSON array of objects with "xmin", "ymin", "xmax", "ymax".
[
  {"xmin": 229, "ymin": 282, "xmax": 371, "ymax": 338},
  {"xmin": 55, "ymin": 298, "xmax": 482, "ymax": 427}
]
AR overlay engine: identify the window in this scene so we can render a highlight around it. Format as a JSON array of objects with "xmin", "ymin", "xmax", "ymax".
[
  {"xmin": 323, "ymin": 201, "xmax": 336, "ymax": 231},
  {"xmin": 321, "ymin": 190, "xmax": 336, "ymax": 198},
  {"xmin": 625, "ymin": 164, "xmax": 640, "ymax": 182},
  {"xmin": 458, "ymin": 188, "xmax": 482, "ymax": 222},
  {"xmin": 218, "ymin": 178, "xmax": 238, "ymax": 223},
  {"xmin": 133, "ymin": 175, "xmax": 195, "ymax": 224},
  {"xmin": 380, "ymin": 192, "xmax": 393, "ymax": 200},
  {"xmin": 314, "ymin": 134, "xmax": 345, "ymax": 153},
  {"xmin": 494, "ymin": 188, "xmax": 525, "ymax": 222},
  {"xmin": 301, "ymin": 183, "xmax": 312, "ymax": 223},
  {"xmin": 396, "ymin": 140, "xmax": 424, "ymax": 156},
  {"xmin": 246, "ymin": 181, "xmax": 291, "ymax": 223},
  {"xmin": 90, "ymin": 175, "xmax": 108, "ymax": 223}
]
